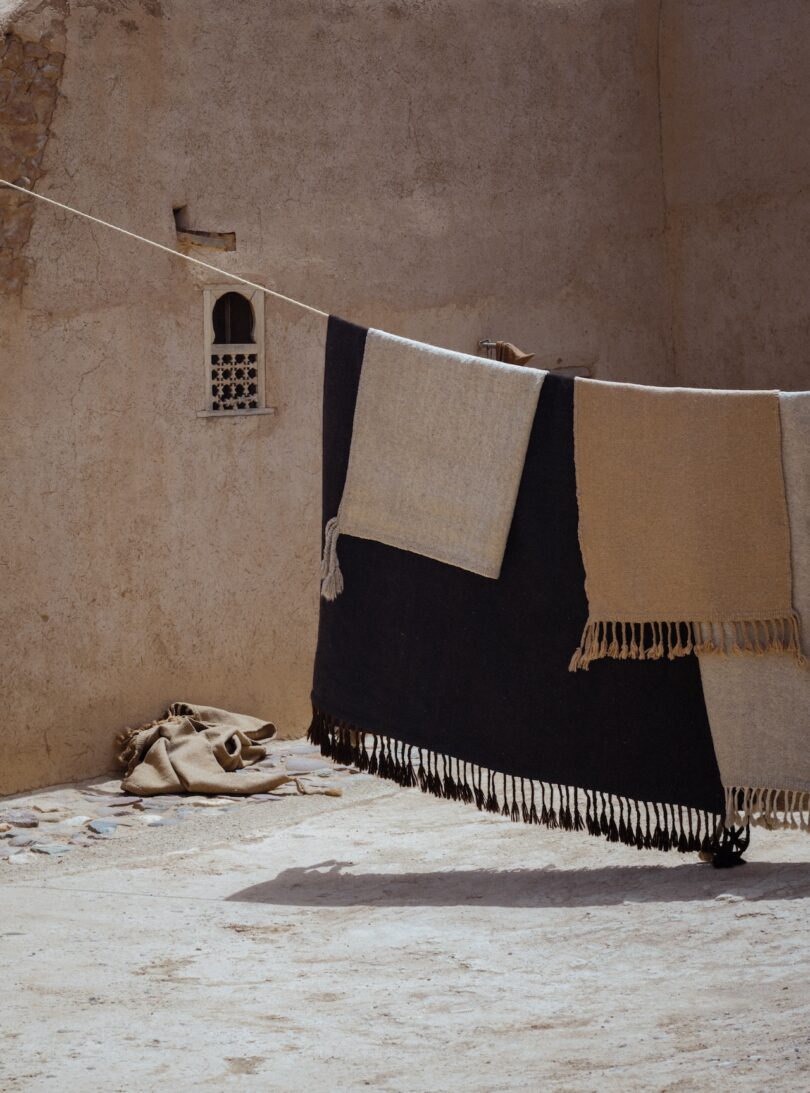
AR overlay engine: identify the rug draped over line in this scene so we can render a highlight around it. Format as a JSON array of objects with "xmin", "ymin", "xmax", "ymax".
[
  {"xmin": 570, "ymin": 378, "xmax": 802, "ymax": 670},
  {"xmin": 320, "ymin": 327, "xmax": 545, "ymax": 600},
  {"xmin": 310, "ymin": 317, "xmax": 725, "ymax": 853},
  {"xmin": 699, "ymin": 393, "xmax": 810, "ymax": 831},
  {"xmin": 118, "ymin": 702, "xmax": 292, "ymax": 796}
]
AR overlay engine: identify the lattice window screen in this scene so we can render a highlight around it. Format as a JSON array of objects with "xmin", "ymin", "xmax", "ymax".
[
  {"xmin": 210, "ymin": 350, "xmax": 260, "ymax": 410},
  {"xmin": 203, "ymin": 286, "xmax": 266, "ymax": 413}
]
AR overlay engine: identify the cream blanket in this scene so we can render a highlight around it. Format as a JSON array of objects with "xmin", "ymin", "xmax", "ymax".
[
  {"xmin": 118, "ymin": 702, "xmax": 292, "ymax": 796},
  {"xmin": 321, "ymin": 328, "xmax": 545, "ymax": 599},
  {"xmin": 570, "ymin": 378, "xmax": 803, "ymax": 669},
  {"xmin": 700, "ymin": 393, "xmax": 810, "ymax": 831}
]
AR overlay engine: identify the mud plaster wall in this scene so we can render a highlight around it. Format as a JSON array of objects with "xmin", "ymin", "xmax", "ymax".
[
  {"xmin": 660, "ymin": 0, "xmax": 810, "ymax": 391},
  {"xmin": 0, "ymin": 24, "xmax": 64, "ymax": 291},
  {"xmin": 0, "ymin": 0, "xmax": 806, "ymax": 794}
]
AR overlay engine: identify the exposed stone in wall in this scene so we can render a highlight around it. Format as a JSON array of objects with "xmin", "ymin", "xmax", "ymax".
[{"xmin": 0, "ymin": 30, "xmax": 64, "ymax": 292}]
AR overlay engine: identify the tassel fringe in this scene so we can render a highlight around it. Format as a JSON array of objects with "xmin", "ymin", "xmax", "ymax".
[
  {"xmin": 320, "ymin": 516, "xmax": 344, "ymax": 601},
  {"xmin": 569, "ymin": 614, "xmax": 807, "ymax": 671},
  {"xmin": 725, "ymin": 785, "xmax": 810, "ymax": 832},
  {"xmin": 309, "ymin": 706, "xmax": 722, "ymax": 854}
]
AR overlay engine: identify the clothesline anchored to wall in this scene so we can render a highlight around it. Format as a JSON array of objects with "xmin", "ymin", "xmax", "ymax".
[{"xmin": 0, "ymin": 177, "xmax": 330, "ymax": 320}]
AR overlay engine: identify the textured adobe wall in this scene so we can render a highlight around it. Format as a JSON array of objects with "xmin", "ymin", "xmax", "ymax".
[
  {"xmin": 0, "ymin": 25, "xmax": 64, "ymax": 290},
  {"xmin": 2, "ymin": 0, "xmax": 808, "ymax": 794},
  {"xmin": 660, "ymin": 0, "xmax": 810, "ymax": 390},
  {"xmin": 0, "ymin": 0, "xmax": 670, "ymax": 793}
]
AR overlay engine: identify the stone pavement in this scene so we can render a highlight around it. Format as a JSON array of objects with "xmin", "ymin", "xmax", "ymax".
[
  {"xmin": 1, "ymin": 764, "xmax": 809, "ymax": 1091},
  {"xmin": 0, "ymin": 737, "xmax": 350, "ymax": 866}
]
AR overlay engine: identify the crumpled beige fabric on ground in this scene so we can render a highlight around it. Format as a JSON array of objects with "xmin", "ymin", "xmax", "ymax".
[{"xmin": 118, "ymin": 702, "xmax": 292, "ymax": 796}]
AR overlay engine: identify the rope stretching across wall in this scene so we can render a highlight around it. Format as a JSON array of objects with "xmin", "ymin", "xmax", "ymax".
[{"xmin": 0, "ymin": 177, "xmax": 329, "ymax": 319}]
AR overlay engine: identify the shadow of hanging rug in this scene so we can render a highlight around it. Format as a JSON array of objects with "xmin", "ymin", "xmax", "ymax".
[{"xmin": 310, "ymin": 318, "xmax": 725, "ymax": 853}]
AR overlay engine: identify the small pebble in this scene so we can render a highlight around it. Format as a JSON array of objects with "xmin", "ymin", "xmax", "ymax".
[
  {"xmin": 8, "ymin": 852, "xmax": 36, "ymax": 865},
  {"xmin": 285, "ymin": 757, "xmax": 330, "ymax": 774},
  {"xmin": 31, "ymin": 800, "xmax": 65, "ymax": 813},
  {"xmin": 0, "ymin": 822, "xmax": 11, "ymax": 833},
  {"xmin": 97, "ymin": 803, "xmax": 138, "ymax": 815},
  {"xmin": 32, "ymin": 843, "xmax": 72, "ymax": 855},
  {"xmin": 281, "ymin": 741, "xmax": 321, "ymax": 754},
  {"xmin": 6, "ymin": 812, "xmax": 39, "ymax": 828},
  {"xmin": 50, "ymin": 816, "xmax": 92, "ymax": 831},
  {"xmin": 88, "ymin": 819, "xmax": 118, "ymax": 836},
  {"xmin": 84, "ymin": 780, "xmax": 127, "ymax": 796},
  {"xmin": 9, "ymin": 834, "xmax": 36, "ymax": 848}
]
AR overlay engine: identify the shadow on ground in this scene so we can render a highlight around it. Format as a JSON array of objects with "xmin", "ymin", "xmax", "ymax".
[{"xmin": 227, "ymin": 858, "xmax": 810, "ymax": 907}]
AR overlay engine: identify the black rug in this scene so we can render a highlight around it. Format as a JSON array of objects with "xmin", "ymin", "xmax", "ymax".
[{"xmin": 310, "ymin": 317, "xmax": 725, "ymax": 852}]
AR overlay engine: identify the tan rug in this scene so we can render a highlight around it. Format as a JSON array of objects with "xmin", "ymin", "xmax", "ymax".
[{"xmin": 570, "ymin": 378, "xmax": 803, "ymax": 670}]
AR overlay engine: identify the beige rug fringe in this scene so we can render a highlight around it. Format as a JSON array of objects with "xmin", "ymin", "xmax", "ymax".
[
  {"xmin": 725, "ymin": 785, "xmax": 810, "ymax": 832},
  {"xmin": 320, "ymin": 515, "xmax": 344, "ymax": 601},
  {"xmin": 569, "ymin": 614, "xmax": 806, "ymax": 671}
]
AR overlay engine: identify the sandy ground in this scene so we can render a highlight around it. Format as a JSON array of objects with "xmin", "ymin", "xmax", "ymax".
[{"xmin": 2, "ymin": 768, "xmax": 810, "ymax": 1092}]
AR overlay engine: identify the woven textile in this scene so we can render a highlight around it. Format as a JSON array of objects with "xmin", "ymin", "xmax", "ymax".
[
  {"xmin": 310, "ymin": 317, "xmax": 725, "ymax": 854},
  {"xmin": 570, "ymin": 378, "xmax": 802, "ymax": 670},
  {"xmin": 118, "ymin": 702, "xmax": 291, "ymax": 796},
  {"xmin": 320, "ymin": 328, "xmax": 544, "ymax": 599},
  {"xmin": 700, "ymin": 393, "xmax": 810, "ymax": 831}
]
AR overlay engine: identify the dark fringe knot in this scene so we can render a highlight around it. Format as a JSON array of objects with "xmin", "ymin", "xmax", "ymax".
[{"xmin": 309, "ymin": 706, "xmax": 721, "ymax": 855}]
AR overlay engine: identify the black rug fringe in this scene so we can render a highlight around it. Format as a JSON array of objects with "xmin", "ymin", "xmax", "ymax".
[{"xmin": 309, "ymin": 706, "xmax": 722, "ymax": 855}]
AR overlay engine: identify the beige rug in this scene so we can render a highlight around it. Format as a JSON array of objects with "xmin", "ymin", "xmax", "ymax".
[
  {"xmin": 699, "ymin": 393, "xmax": 810, "ymax": 831},
  {"xmin": 321, "ymin": 328, "xmax": 545, "ymax": 600}
]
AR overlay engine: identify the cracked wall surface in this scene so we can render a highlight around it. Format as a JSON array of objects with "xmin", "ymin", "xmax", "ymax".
[
  {"xmin": 0, "ymin": 0, "xmax": 808, "ymax": 794},
  {"xmin": 0, "ymin": 16, "xmax": 64, "ymax": 291}
]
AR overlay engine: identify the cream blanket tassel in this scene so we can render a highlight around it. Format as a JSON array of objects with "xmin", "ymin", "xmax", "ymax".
[{"xmin": 320, "ymin": 515, "xmax": 344, "ymax": 601}]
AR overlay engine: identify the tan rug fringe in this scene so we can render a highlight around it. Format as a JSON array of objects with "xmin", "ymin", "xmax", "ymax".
[
  {"xmin": 725, "ymin": 786, "xmax": 810, "ymax": 832},
  {"xmin": 569, "ymin": 614, "xmax": 806, "ymax": 671}
]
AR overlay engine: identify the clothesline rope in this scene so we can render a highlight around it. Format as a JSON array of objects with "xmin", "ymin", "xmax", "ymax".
[{"xmin": 0, "ymin": 177, "xmax": 329, "ymax": 319}]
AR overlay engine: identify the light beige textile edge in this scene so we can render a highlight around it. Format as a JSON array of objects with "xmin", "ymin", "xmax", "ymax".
[
  {"xmin": 118, "ymin": 702, "xmax": 291, "ymax": 796},
  {"xmin": 700, "ymin": 393, "xmax": 810, "ymax": 832},
  {"xmin": 321, "ymin": 328, "xmax": 545, "ymax": 599},
  {"xmin": 570, "ymin": 378, "xmax": 803, "ymax": 670}
]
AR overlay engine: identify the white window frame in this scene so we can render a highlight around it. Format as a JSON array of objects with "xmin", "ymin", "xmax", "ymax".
[{"xmin": 197, "ymin": 284, "xmax": 275, "ymax": 417}]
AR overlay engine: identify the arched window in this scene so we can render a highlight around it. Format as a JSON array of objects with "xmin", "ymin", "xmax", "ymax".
[
  {"xmin": 212, "ymin": 291, "xmax": 255, "ymax": 344},
  {"xmin": 202, "ymin": 286, "xmax": 266, "ymax": 414}
]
